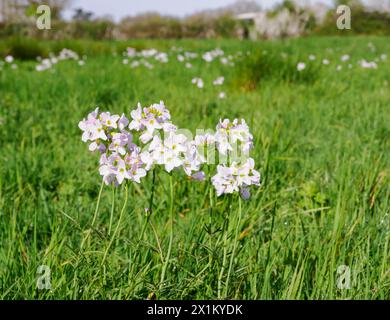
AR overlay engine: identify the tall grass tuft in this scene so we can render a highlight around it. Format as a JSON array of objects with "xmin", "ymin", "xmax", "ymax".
[
  {"xmin": 4, "ymin": 38, "xmax": 48, "ymax": 60},
  {"xmin": 232, "ymin": 49, "xmax": 319, "ymax": 91}
]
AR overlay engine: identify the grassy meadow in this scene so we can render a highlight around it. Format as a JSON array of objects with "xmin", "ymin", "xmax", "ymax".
[{"xmin": 0, "ymin": 36, "xmax": 389, "ymax": 299}]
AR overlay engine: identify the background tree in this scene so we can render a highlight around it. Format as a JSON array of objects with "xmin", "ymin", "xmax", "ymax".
[{"xmin": 72, "ymin": 8, "xmax": 93, "ymax": 22}]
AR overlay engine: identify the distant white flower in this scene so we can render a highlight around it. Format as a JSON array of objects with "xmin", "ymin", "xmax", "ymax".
[
  {"xmin": 322, "ymin": 59, "xmax": 330, "ymax": 65},
  {"xmin": 142, "ymin": 61, "xmax": 154, "ymax": 69},
  {"xmin": 218, "ymin": 92, "xmax": 226, "ymax": 99},
  {"xmin": 185, "ymin": 62, "xmax": 192, "ymax": 69},
  {"xmin": 297, "ymin": 62, "xmax": 306, "ymax": 72},
  {"xmin": 122, "ymin": 58, "xmax": 129, "ymax": 65},
  {"xmin": 58, "ymin": 48, "xmax": 79, "ymax": 60},
  {"xmin": 140, "ymin": 48, "xmax": 158, "ymax": 58},
  {"xmin": 5, "ymin": 55, "xmax": 14, "ymax": 63},
  {"xmin": 220, "ymin": 57, "xmax": 229, "ymax": 65},
  {"xmin": 202, "ymin": 48, "xmax": 224, "ymax": 62},
  {"xmin": 213, "ymin": 76, "xmax": 224, "ymax": 86},
  {"xmin": 192, "ymin": 77, "xmax": 204, "ymax": 89},
  {"xmin": 203, "ymin": 52, "xmax": 213, "ymax": 62},
  {"xmin": 359, "ymin": 59, "xmax": 377, "ymax": 69},
  {"xmin": 185, "ymin": 52, "xmax": 198, "ymax": 59},
  {"xmin": 155, "ymin": 52, "xmax": 168, "ymax": 63},
  {"xmin": 36, "ymin": 58, "xmax": 52, "ymax": 71},
  {"xmin": 309, "ymin": 55, "xmax": 316, "ymax": 61},
  {"xmin": 131, "ymin": 61, "xmax": 140, "ymax": 68},
  {"xmin": 126, "ymin": 47, "xmax": 137, "ymax": 57},
  {"xmin": 36, "ymin": 65, "xmax": 46, "ymax": 72},
  {"xmin": 341, "ymin": 54, "xmax": 350, "ymax": 62},
  {"xmin": 336, "ymin": 65, "xmax": 342, "ymax": 71}
]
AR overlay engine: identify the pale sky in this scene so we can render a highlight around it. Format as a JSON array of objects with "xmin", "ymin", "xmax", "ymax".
[{"xmin": 63, "ymin": 0, "xmax": 334, "ymax": 22}]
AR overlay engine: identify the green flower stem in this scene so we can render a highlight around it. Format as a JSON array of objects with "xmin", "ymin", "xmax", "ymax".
[
  {"xmin": 138, "ymin": 168, "xmax": 156, "ymax": 244},
  {"xmin": 218, "ymin": 225, "xmax": 228, "ymax": 299},
  {"xmin": 92, "ymin": 180, "xmax": 105, "ymax": 227},
  {"xmin": 208, "ymin": 183, "xmax": 214, "ymax": 267},
  {"xmin": 108, "ymin": 185, "xmax": 115, "ymax": 235},
  {"xmin": 218, "ymin": 196, "xmax": 232, "ymax": 299},
  {"xmin": 80, "ymin": 179, "xmax": 104, "ymax": 250},
  {"xmin": 224, "ymin": 195, "xmax": 242, "ymax": 297},
  {"xmin": 160, "ymin": 173, "xmax": 174, "ymax": 290},
  {"xmin": 101, "ymin": 183, "xmax": 128, "ymax": 266}
]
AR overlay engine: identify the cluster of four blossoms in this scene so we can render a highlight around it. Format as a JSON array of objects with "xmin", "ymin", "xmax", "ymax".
[{"xmin": 79, "ymin": 101, "xmax": 260, "ymax": 198}]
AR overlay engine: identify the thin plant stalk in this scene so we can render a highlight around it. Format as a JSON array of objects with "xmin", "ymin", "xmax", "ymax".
[
  {"xmin": 108, "ymin": 185, "xmax": 115, "ymax": 235},
  {"xmin": 208, "ymin": 183, "xmax": 214, "ymax": 267},
  {"xmin": 224, "ymin": 195, "xmax": 242, "ymax": 297},
  {"xmin": 129, "ymin": 169, "xmax": 158, "ymax": 282},
  {"xmin": 218, "ymin": 223, "xmax": 228, "ymax": 299},
  {"xmin": 101, "ymin": 183, "xmax": 129, "ymax": 266},
  {"xmin": 91, "ymin": 180, "xmax": 105, "ymax": 226},
  {"xmin": 80, "ymin": 179, "xmax": 104, "ymax": 249},
  {"xmin": 160, "ymin": 173, "xmax": 174, "ymax": 290},
  {"xmin": 218, "ymin": 196, "xmax": 232, "ymax": 299},
  {"xmin": 138, "ymin": 168, "xmax": 156, "ymax": 244}
]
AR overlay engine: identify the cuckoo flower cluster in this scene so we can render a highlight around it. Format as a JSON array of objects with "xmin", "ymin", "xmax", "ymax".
[
  {"xmin": 211, "ymin": 119, "xmax": 260, "ymax": 198},
  {"xmin": 78, "ymin": 108, "xmax": 146, "ymax": 185},
  {"xmin": 79, "ymin": 102, "xmax": 260, "ymax": 198}
]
